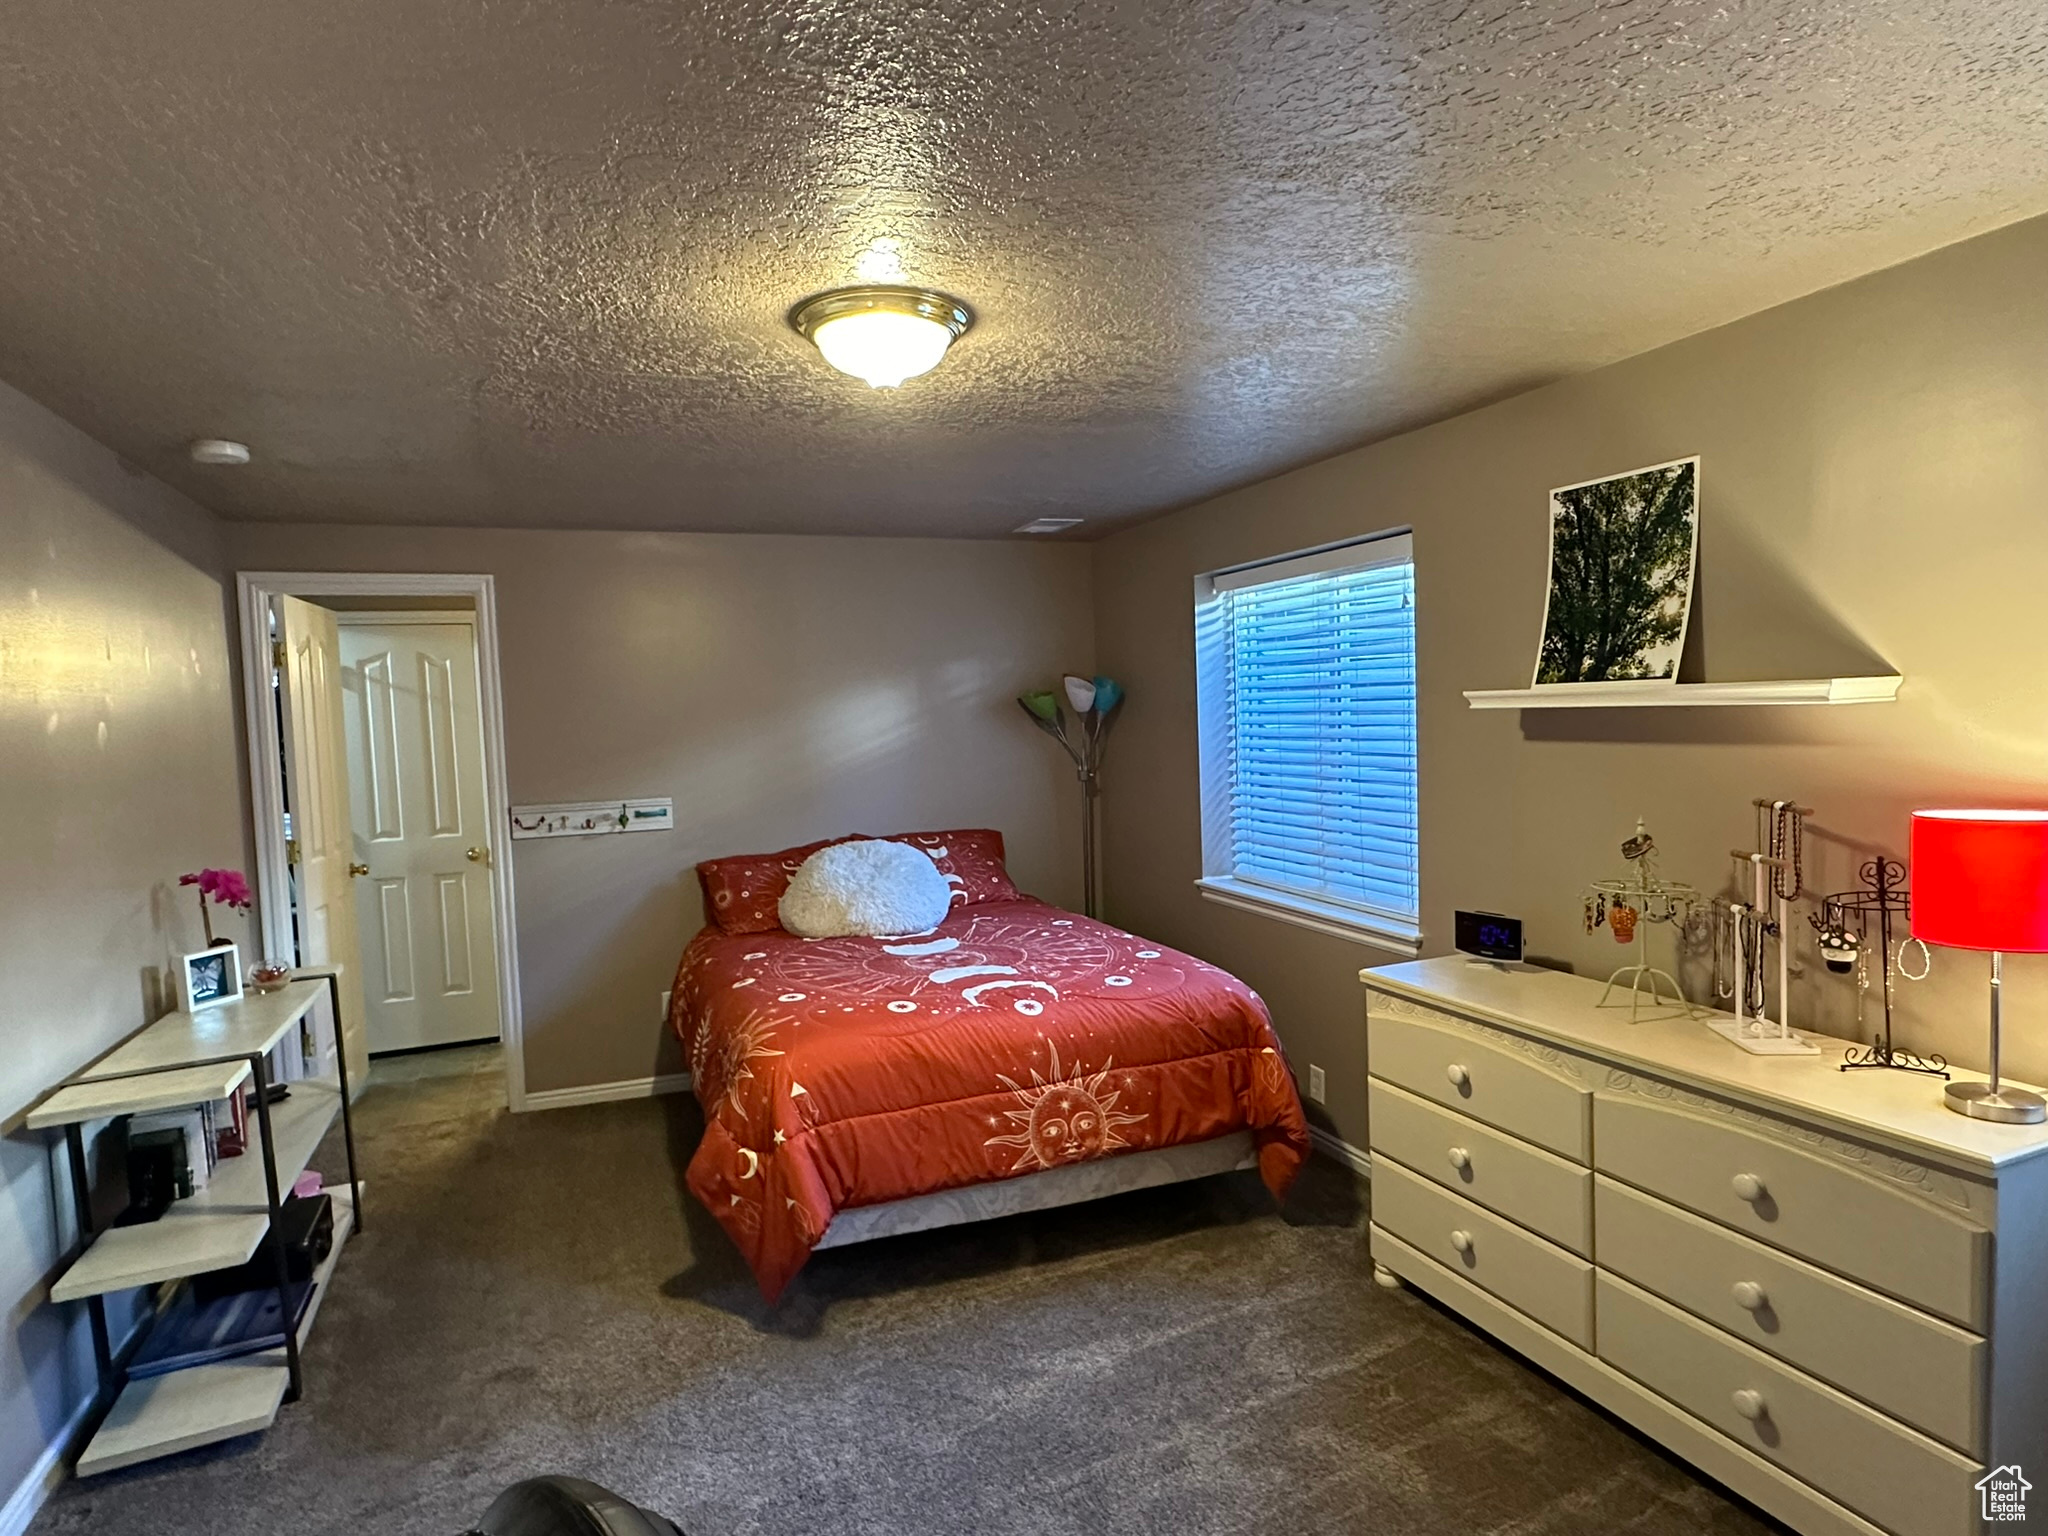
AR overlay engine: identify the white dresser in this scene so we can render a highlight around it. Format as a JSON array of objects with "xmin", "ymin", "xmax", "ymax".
[{"xmin": 1362, "ymin": 957, "xmax": 2048, "ymax": 1536}]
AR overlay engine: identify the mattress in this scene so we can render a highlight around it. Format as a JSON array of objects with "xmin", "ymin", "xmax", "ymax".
[{"xmin": 669, "ymin": 897, "xmax": 1310, "ymax": 1299}]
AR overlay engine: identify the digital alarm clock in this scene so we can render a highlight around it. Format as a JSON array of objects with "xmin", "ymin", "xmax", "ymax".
[{"xmin": 1454, "ymin": 909, "xmax": 1524, "ymax": 963}]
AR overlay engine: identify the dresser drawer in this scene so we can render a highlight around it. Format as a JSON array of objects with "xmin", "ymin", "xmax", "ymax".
[
  {"xmin": 1371, "ymin": 1158, "xmax": 1593, "ymax": 1347},
  {"xmin": 1595, "ymin": 1176, "xmax": 1986, "ymax": 1455},
  {"xmin": 1367, "ymin": 997, "xmax": 1590, "ymax": 1161},
  {"xmin": 1369, "ymin": 1079, "xmax": 1592, "ymax": 1254},
  {"xmin": 1597, "ymin": 1274, "xmax": 1978, "ymax": 1536},
  {"xmin": 1594, "ymin": 1090, "xmax": 1990, "ymax": 1329}
]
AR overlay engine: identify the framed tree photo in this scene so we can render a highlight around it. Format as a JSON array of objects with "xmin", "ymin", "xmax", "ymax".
[{"xmin": 1533, "ymin": 456, "xmax": 1699, "ymax": 686}]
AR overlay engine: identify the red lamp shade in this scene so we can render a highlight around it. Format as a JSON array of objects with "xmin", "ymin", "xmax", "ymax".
[{"xmin": 1911, "ymin": 810, "xmax": 2048, "ymax": 953}]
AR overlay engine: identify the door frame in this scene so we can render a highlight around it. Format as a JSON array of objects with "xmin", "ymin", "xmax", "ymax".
[{"xmin": 236, "ymin": 572, "xmax": 528, "ymax": 1111}]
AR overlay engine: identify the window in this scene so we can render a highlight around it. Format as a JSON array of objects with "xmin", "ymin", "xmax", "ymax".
[{"xmin": 1193, "ymin": 531, "xmax": 1420, "ymax": 951}]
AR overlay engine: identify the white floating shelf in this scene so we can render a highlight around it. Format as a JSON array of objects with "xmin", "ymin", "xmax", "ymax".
[{"xmin": 1463, "ymin": 676, "xmax": 1902, "ymax": 710}]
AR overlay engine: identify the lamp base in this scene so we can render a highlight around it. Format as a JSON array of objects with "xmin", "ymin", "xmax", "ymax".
[{"xmin": 1943, "ymin": 1080, "xmax": 2048, "ymax": 1124}]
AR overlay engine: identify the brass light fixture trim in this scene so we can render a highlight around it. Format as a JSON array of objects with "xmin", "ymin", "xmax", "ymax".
[{"xmin": 788, "ymin": 285, "xmax": 973, "ymax": 343}]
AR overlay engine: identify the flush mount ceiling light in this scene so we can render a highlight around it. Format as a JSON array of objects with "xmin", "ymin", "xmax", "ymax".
[
  {"xmin": 788, "ymin": 286, "xmax": 972, "ymax": 389},
  {"xmin": 188, "ymin": 438, "xmax": 251, "ymax": 465}
]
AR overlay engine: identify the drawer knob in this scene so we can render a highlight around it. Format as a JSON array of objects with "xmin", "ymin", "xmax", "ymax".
[
  {"xmin": 1445, "ymin": 1063, "xmax": 1471, "ymax": 1090},
  {"xmin": 1731, "ymin": 1281, "xmax": 1769, "ymax": 1312},
  {"xmin": 1447, "ymin": 1146, "xmax": 1472, "ymax": 1172},
  {"xmin": 1731, "ymin": 1389, "xmax": 1767, "ymax": 1423},
  {"xmin": 1449, "ymin": 1229, "xmax": 1474, "ymax": 1255},
  {"xmin": 1731, "ymin": 1172, "xmax": 1767, "ymax": 1203}
]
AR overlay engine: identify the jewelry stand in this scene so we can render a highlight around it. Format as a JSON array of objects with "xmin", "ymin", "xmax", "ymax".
[
  {"xmin": 1707, "ymin": 804, "xmax": 1820, "ymax": 1055},
  {"xmin": 1589, "ymin": 821, "xmax": 1699, "ymax": 1022},
  {"xmin": 1826, "ymin": 857, "xmax": 1948, "ymax": 1077}
]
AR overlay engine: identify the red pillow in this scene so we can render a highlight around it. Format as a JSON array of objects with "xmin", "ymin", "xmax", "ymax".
[
  {"xmin": 697, "ymin": 836, "xmax": 845, "ymax": 935},
  {"xmin": 888, "ymin": 828, "xmax": 1019, "ymax": 909},
  {"xmin": 696, "ymin": 828, "xmax": 1018, "ymax": 935}
]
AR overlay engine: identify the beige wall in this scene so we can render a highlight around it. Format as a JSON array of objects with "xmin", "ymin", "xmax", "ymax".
[
  {"xmin": 1093, "ymin": 212, "xmax": 2048, "ymax": 1149},
  {"xmin": 226, "ymin": 523, "xmax": 1095, "ymax": 1094},
  {"xmin": 0, "ymin": 382, "xmax": 245, "ymax": 1506}
]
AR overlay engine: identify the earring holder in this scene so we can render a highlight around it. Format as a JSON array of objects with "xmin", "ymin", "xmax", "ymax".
[
  {"xmin": 1827, "ymin": 857, "xmax": 1948, "ymax": 1078},
  {"xmin": 1589, "ymin": 820, "xmax": 1699, "ymax": 1022}
]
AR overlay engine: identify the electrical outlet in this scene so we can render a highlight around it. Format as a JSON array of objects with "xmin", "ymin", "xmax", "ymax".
[
  {"xmin": 1307, "ymin": 1063, "xmax": 1327, "ymax": 1104},
  {"xmin": 660, "ymin": 990, "xmax": 672, "ymax": 1022}
]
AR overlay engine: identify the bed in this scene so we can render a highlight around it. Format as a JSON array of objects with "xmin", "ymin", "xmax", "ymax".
[{"xmin": 667, "ymin": 828, "xmax": 1311, "ymax": 1300}]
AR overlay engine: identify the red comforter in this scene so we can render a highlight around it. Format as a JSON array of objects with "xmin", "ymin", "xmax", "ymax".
[{"xmin": 669, "ymin": 898, "xmax": 1309, "ymax": 1300}]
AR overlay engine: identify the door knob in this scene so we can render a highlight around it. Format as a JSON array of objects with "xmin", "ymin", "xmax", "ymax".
[
  {"xmin": 347, "ymin": 862, "xmax": 370, "ymax": 877},
  {"xmin": 466, "ymin": 846, "xmax": 489, "ymax": 863}
]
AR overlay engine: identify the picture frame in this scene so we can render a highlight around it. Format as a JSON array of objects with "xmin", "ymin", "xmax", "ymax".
[
  {"xmin": 1533, "ymin": 455, "xmax": 1700, "ymax": 687},
  {"xmin": 178, "ymin": 943, "xmax": 244, "ymax": 1013}
]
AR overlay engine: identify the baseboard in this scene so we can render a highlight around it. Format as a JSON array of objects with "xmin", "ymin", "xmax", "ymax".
[
  {"xmin": 519, "ymin": 1072, "xmax": 692, "ymax": 1112},
  {"xmin": 1309, "ymin": 1125, "xmax": 1372, "ymax": 1178},
  {"xmin": 1, "ymin": 1391, "xmax": 92, "ymax": 1536}
]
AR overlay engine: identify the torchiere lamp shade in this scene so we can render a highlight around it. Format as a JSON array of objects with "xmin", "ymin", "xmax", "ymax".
[{"xmin": 1911, "ymin": 810, "xmax": 2048, "ymax": 953}]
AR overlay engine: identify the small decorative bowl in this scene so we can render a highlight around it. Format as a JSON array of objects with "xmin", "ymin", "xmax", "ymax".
[{"xmin": 247, "ymin": 961, "xmax": 294, "ymax": 994}]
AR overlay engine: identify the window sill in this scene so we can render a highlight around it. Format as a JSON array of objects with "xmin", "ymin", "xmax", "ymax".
[{"xmin": 1194, "ymin": 877, "xmax": 1422, "ymax": 956}]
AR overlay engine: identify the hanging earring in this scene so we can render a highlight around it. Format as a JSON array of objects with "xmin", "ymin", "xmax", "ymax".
[
  {"xmin": 1583, "ymin": 894, "xmax": 1597, "ymax": 934},
  {"xmin": 1817, "ymin": 924, "xmax": 1857, "ymax": 974}
]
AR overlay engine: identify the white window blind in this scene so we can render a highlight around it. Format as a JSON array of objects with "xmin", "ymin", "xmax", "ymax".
[{"xmin": 1194, "ymin": 532, "xmax": 1419, "ymax": 947}]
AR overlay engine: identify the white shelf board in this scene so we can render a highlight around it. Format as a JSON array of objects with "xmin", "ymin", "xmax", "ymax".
[
  {"xmin": 53, "ymin": 1079, "xmax": 341, "ymax": 1302},
  {"xmin": 28, "ymin": 1060, "xmax": 253, "ymax": 1130},
  {"xmin": 1463, "ymin": 676, "xmax": 1902, "ymax": 709},
  {"xmin": 72, "ymin": 979, "xmax": 326, "ymax": 1084},
  {"xmin": 74, "ymin": 1359, "xmax": 290, "ymax": 1477},
  {"xmin": 74, "ymin": 1184, "xmax": 357, "ymax": 1477}
]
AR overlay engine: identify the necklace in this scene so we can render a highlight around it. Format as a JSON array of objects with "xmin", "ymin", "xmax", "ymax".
[{"xmin": 1765, "ymin": 801, "xmax": 1804, "ymax": 901}]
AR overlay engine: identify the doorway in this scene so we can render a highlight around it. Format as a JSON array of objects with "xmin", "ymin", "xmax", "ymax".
[{"xmin": 238, "ymin": 573, "xmax": 526, "ymax": 1111}]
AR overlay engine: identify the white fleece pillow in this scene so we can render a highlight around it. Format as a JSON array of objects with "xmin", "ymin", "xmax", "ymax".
[{"xmin": 779, "ymin": 838, "xmax": 954, "ymax": 939}]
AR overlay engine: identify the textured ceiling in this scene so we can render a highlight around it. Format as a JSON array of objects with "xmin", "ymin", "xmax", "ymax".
[{"xmin": 4, "ymin": 2, "xmax": 2048, "ymax": 538}]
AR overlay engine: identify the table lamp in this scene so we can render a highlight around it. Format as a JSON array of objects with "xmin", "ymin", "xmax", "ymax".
[{"xmin": 1910, "ymin": 809, "xmax": 2048, "ymax": 1123}]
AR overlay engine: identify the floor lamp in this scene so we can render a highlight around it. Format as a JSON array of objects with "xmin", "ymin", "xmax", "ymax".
[{"xmin": 1019, "ymin": 675, "xmax": 1123, "ymax": 919}]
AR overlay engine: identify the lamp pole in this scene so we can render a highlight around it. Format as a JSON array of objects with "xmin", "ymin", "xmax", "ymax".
[
  {"xmin": 1079, "ymin": 762, "xmax": 1098, "ymax": 919},
  {"xmin": 1988, "ymin": 950, "xmax": 2004, "ymax": 1099}
]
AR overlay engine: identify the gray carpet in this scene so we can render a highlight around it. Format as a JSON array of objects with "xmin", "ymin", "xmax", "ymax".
[{"xmin": 33, "ymin": 1048, "xmax": 1779, "ymax": 1536}]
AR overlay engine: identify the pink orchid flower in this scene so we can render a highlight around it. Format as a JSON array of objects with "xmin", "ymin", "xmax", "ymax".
[{"xmin": 179, "ymin": 868, "xmax": 254, "ymax": 910}]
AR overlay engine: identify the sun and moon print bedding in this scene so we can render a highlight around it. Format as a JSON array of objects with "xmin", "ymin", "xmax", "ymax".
[{"xmin": 669, "ymin": 830, "xmax": 1310, "ymax": 1301}]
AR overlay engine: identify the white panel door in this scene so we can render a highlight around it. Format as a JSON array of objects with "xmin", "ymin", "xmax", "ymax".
[
  {"xmin": 277, "ymin": 596, "xmax": 370, "ymax": 1086},
  {"xmin": 339, "ymin": 620, "xmax": 501, "ymax": 1053}
]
